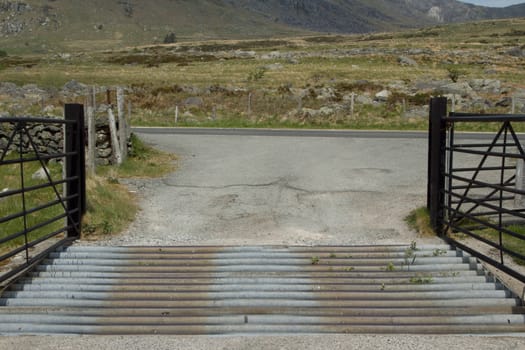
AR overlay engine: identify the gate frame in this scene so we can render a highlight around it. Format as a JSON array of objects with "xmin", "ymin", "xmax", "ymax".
[
  {"xmin": 0, "ymin": 104, "xmax": 86, "ymax": 284},
  {"xmin": 428, "ymin": 97, "xmax": 525, "ymax": 284}
]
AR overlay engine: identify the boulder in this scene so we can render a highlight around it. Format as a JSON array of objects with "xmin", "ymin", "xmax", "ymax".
[
  {"xmin": 316, "ymin": 87, "xmax": 337, "ymax": 100},
  {"xmin": 319, "ymin": 106, "xmax": 334, "ymax": 116},
  {"xmin": 356, "ymin": 94, "xmax": 374, "ymax": 105},
  {"xmin": 375, "ymin": 89, "xmax": 392, "ymax": 102},
  {"xmin": 468, "ymin": 79, "xmax": 501, "ymax": 94},
  {"xmin": 440, "ymin": 82, "xmax": 475, "ymax": 98},
  {"xmin": 507, "ymin": 46, "xmax": 525, "ymax": 57},
  {"xmin": 62, "ymin": 80, "xmax": 87, "ymax": 95},
  {"xmin": 398, "ymin": 56, "xmax": 418, "ymax": 67},
  {"xmin": 184, "ymin": 97, "xmax": 204, "ymax": 107},
  {"xmin": 32, "ymin": 167, "xmax": 49, "ymax": 181}
]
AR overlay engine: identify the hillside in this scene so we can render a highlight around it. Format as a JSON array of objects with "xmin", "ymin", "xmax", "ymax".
[{"xmin": 1, "ymin": 0, "xmax": 525, "ymax": 53}]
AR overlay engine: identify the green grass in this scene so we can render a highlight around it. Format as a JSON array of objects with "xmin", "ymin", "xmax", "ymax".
[
  {"xmin": 1, "ymin": 135, "xmax": 177, "ymax": 247},
  {"xmin": 405, "ymin": 207, "xmax": 435, "ymax": 237},
  {"xmin": 83, "ymin": 135, "xmax": 176, "ymax": 238},
  {"xmin": 0, "ymin": 155, "xmax": 64, "ymax": 250},
  {"xmin": 469, "ymin": 225, "xmax": 525, "ymax": 265}
]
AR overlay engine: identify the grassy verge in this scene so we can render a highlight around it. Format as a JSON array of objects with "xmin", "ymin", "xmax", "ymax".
[
  {"xmin": 0, "ymin": 156, "xmax": 64, "ymax": 249},
  {"xmin": 0, "ymin": 135, "xmax": 176, "ymax": 247},
  {"xmin": 458, "ymin": 225, "xmax": 525, "ymax": 266},
  {"xmin": 405, "ymin": 207, "xmax": 435, "ymax": 237},
  {"xmin": 82, "ymin": 134, "xmax": 176, "ymax": 238}
]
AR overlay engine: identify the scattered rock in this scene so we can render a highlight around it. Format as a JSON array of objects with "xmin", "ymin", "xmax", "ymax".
[
  {"xmin": 184, "ymin": 97, "xmax": 204, "ymax": 107},
  {"xmin": 375, "ymin": 89, "xmax": 392, "ymax": 102},
  {"xmin": 319, "ymin": 106, "xmax": 334, "ymax": 116},
  {"xmin": 32, "ymin": 167, "xmax": 49, "ymax": 181},
  {"xmin": 0, "ymin": 188, "xmax": 8, "ymax": 202},
  {"xmin": 260, "ymin": 51, "xmax": 282, "ymax": 60},
  {"xmin": 398, "ymin": 56, "xmax": 418, "ymax": 67},
  {"xmin": 62, "ymin": 80, "xmax": 87, "ymax": 95},
  {"xmin": 355, "ymin": 94, "xmax": 374, "ymax": 105},
  {"xmin": 316, "ymin": 87, "xmax": 337, "ymax": 100},
  {"xmin": 507, "ymin": 46, "xmax": 525, "ymax": 57},
  {"xmin": 42, "ymin": 105, "xmax": 56, "ymax": 115},
  {"xmin": 468, "ymin": 79, "xmax": 501, "ymax": 94},
  {"xmin": 235, "ymin": 50, "xmax": 256, "ymax": 59},
  {"xmin": 496, "ymin": 97, "xmax": 512, "ymax": 108},
  {"xmin": 440, "ymin": 82, "xmax": 475, "ymax": 97}
]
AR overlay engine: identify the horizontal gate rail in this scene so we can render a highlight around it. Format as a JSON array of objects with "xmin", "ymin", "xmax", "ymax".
[
  {"xmin": 0, "ymin": 105, "xmax": 85, "ymax": 285},
  {"xmin": 428, "ymin": 97, "xmax": 525, "ymax": 284}
]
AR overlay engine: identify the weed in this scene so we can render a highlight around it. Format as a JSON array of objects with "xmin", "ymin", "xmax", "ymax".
[
  {"xmin": 329, "ymin": 253, "xmax": 337, "ymax": 258},
  {"xmin": 247, "ymin": 67, "xmax": 267, "ymax": 82},
  {"xmin": 311, "ymin": 256, "xmax": 320, "ymax": 265},
  {"xmin": 433, "ymin": 249, "xmax": 448, "ymax": 257},
  {"xmin": 380, "ymin": 283, "xmax": 386, "ymax": 291},
  {"xmin": 447, "ymin": 66, "xmax": 463, "ymax": 83},
  {"xmin": 344, "ymin": 267, "xmax": 355, "ymax": 272},
  {"xmin": 385, "ymin": 262, "xmax": 396, "ymax": 272},
  {"xmin": 405, "ymin": 208, "xmax": 434, "ymax": 237},
  {"xmin": 101, "ymin": 220, "xmax": 113, "ymax": 235},
  {"xmin": 409, "ymin": 275, "xmax": 433, "ymax": 284},
  {"xmin": 107, "ymin": 176, "xmax": 119, "ymax": 184}
]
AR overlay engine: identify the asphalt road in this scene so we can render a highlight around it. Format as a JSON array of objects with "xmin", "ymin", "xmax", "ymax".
[{"xmin": 100, "ymin": 128, "xmax": 441, "ymax": 246}]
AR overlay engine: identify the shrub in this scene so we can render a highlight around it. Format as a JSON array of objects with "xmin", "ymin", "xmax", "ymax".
[{"xmin": 163, "ymin": 32, "xmax": 177, "ymax": 44}]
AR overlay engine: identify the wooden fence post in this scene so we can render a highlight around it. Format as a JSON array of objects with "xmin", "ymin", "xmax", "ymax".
[
  {"xmin": 117, "ymin": 87, "xmax": 127, "ymax": 162},
  {"xmin": 86, "ymin": 87, "xmax": 96, "ymax": 175},
  {"xmin": 248, "ymin": 93, "xmax": 252, "ymax": 116}
]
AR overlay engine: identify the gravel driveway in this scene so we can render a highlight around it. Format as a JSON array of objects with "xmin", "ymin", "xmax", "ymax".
[{"xmin": 92, "ymin": 131, "xmax": 441, "ymax": 247}]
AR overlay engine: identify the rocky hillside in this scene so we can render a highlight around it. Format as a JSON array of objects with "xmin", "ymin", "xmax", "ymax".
[{"xmin": 1, "ymin": 0, "xmax": 525, "ymax": 53}]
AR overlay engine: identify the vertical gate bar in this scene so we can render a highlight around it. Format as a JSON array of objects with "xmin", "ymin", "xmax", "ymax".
[
  {"xmin": 499, "ymin": 122, "xmax": 509, "ymax": 265},
  {"xmin": 445, "ymin": 121, "xmax": 455, "ymax": 233},
  {"xmin": 428, "ymin": 97, "xmax": 448, "ymax": 235},
  {"xmin": 18, "ymin": 122, "xmax": 29, "ymax": 264},
  {"xmin": 65, "ymin": 104, "xmax": 85, "ymax": 238}
]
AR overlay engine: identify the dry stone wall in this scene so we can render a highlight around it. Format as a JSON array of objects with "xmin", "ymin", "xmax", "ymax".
[{"xmin": 0, "ymin": 117, "xmax": 121, "ymax": 166}]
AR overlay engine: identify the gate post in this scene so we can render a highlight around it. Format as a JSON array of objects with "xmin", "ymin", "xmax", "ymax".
[
  {"xmin": 65, "ymin": 104, "xmax": 86, "ymax": 238},
  {"xmin": 427, "ymin": 97, "xmax": 447, "ymax": 236}
]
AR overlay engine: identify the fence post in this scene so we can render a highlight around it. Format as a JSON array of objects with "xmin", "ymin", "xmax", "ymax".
[
  {"xmin": 65, "ymin": 104, "xmax": 86, "ymax": 238},
  {"xmin": 108, "ymin": 108, "xmax": 122, "ymax": 165},
  {"xmin": 117, "ymin": 87, "xmax": 128, "ymax": 162},
  {"xmin": 86, "ymin": 88, "xmax": 96, "ymax": 175},
  {"xmin": 427, "ymin": 97, "xmax": 448, "ymax": 236}
]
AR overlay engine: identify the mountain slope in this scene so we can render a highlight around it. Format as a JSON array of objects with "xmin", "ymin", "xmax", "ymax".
[{"xmin": 1, "ymin": 0, "xmax": 525, "ymax": 53}]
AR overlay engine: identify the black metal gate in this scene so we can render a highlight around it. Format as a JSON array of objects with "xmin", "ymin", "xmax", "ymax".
[
  {"xmin": 0, "ymin": 104, "xmax": 85, "ymax": 284},
  {"xmin": 428, "ymin": 97, "xmax": 525, "ymax": 283}
]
